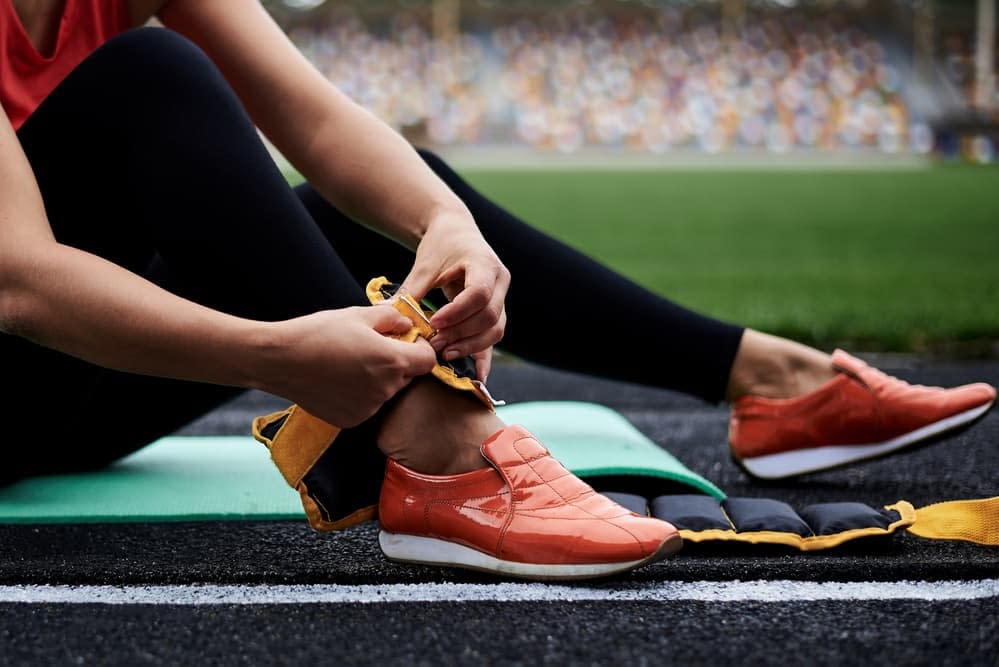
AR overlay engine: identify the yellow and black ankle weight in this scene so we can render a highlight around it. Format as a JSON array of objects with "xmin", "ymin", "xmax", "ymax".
[
  {"xmin": 603, "ymin": 492, "xmax": 999, "ymax": 550},
  {"xmin": 252, "ymin": 405, "xmax": 382, "ymax": 531},
  {"xmin": 251, "ymin": 276, "xmax": 504, "ymax": 532},
  {"xmin": 651, "ymin": 495, "xmax": 915, "ymax": 550}
]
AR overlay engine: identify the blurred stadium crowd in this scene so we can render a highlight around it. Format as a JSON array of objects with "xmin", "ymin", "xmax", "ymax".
[{"xmin": 284, "ymin": 4, "xmax": 986, "ymax": 155}]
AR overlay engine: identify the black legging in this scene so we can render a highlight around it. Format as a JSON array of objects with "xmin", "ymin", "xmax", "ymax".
[{"xmin": 4, "ymin": 28, "xmax": 743, "ymax": 482}]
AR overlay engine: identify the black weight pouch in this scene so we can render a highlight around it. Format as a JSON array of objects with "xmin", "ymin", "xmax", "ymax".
[{"xmin": 601, "ymin": 492, "xmax": 999, "ymax": 549}]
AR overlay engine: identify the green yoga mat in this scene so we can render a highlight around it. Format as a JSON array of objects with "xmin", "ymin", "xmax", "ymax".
[{"xmin": 0, "ymin": 401, "xmax": 721, "ymax": 524}]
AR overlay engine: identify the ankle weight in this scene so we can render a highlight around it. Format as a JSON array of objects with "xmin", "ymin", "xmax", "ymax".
[
  {"xmin": 603, "ymin": 492, "xmax": 999, "ymax": 550},
  {"xmin": 651, "ymin": 495, "xmax": 914, "ymax": 550},
  {"xmin": 251, "ymin": 276, "xmax": 504, "ymax": 532}
]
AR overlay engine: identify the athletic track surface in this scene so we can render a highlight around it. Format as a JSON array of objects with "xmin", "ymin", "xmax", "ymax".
[{"xmin": 2, "ymin": 355, "xmax": 997, "ymax": 665}]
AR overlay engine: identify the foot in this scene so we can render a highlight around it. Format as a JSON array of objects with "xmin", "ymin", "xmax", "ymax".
[
  {"xmin": 378, "ymin": 424, "xmax": 682, "ymax": 580},
  {"xmin": 729, "ymin": 349, "xmax": 996, "ymax": 479},
  {"xmin": 726, "ymin": 330, "xmax": 838, "ymax": 401}
]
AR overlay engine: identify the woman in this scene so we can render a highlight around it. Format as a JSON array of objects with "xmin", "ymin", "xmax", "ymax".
[{"xmin": 1, "ymin": 0, "xmax": 993, "ymax": 579}]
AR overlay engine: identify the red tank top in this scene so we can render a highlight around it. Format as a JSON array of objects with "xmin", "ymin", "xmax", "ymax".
[{"xmin": 1, "ymin": 0, "xmax": 131, "ymax": 130}]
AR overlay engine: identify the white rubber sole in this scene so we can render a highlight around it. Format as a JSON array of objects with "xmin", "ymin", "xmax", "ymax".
[
  {"xmin": 378, "ymin": 531, "xmax": 682, "ymax": 581},
  {"xmin": 738, "ymin": 400, "xmax": 995, "ymax": 480}
]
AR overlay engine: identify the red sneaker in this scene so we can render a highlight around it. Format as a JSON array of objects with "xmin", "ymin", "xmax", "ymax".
[
  {"xmin": 729, "ymin": 350, "xmax": 996, "ymax": 479},
  {"xmin": 378, "ymin": 424, "xmax": 682, "ymax": 580}
]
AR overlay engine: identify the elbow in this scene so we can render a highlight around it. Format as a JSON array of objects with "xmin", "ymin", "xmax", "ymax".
[
  {"xmin": 0, "ymin": 285, "xmax": 29, "ymax": 339},
  {"xmin": 0, "ymin": 261, "xmax": 41, "ymax": 340}
]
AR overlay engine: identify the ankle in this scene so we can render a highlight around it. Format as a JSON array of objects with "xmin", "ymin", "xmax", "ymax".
[
  {"xmin": 376, "ymin": 378, "xmax": 503, "ymax": 475},
  {"xmin": 726, "ymin": 330, "xmax": 836, "ymax": 401}
]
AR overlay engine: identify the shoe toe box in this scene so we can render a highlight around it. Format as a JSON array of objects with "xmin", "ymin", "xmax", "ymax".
[{"xmin": 498, "ymin": 511, "xmax": 680, "ymax": 565}]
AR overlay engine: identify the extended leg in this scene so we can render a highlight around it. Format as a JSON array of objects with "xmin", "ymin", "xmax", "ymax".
[
  {"xmin": 297, "ymin": 151, "xmax": 995, "ymax": 480},
  {"xmin": 298, "ymin": 151, "xmax": 833, "ymax": 404},
  {"xmin": 390, "ymin": 155, "xmax": 994, "ymax": 477}
]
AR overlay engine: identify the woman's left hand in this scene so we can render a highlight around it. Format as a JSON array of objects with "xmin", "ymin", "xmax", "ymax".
[{"xmin": 400, "ymin": 211, "xmax": 510, "ymax": 382}]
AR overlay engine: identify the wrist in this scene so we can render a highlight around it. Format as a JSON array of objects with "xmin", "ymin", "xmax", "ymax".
[
  {"xmin": 238, "ymin": 319, "xmax": 288, "ymax": 394},
  {"xmin": 411, "ymin": 203, "xmax": 475, "ymax": 248}
]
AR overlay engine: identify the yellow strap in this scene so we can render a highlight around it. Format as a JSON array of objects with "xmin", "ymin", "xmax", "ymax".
[
  {"xmin": 251, "ymin": 406, "xmax": 340, "ymax": 487},
  {"xmin": 907, "ymin": 496, "xmax": 999, "ymax": 546},
  {"xmin": 365, "ymin": 276, "xmax": 502, "ymax": 410}
]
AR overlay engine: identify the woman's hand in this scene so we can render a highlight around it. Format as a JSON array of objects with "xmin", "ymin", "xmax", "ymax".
[
  {"xmin": 259, "ymin": 305, "xmax": 438, "ymax": 428},
  {"xmin": 400, "ymin": 211, "xmax": 510, "ymax": 382}
]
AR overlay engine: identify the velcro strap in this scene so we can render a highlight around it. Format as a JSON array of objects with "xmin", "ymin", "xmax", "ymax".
[
  {"xmin": 366, "ymin": 276, "xmax": 504, "ymax": 410},
  {"xmin": 906, "ymin": 497, "xmax": 999, "ymax": 546},
  {"xmin": 386, "ymin": 290, "xmax": 436, "ymax": 341}
]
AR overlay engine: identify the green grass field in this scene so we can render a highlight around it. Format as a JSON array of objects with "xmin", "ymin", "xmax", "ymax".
[{"xmin": 456, "ymin": 166, "xmax": 999, "ymax": 354}]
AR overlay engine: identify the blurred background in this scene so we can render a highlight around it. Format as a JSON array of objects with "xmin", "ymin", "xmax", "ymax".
[
  {"xmin": 263, "ymin": 0, "xmax": 997, "ymax": 162},
  {"xmin": 262, "ymin": 0, "xmax": 998, "ymax": 356}
]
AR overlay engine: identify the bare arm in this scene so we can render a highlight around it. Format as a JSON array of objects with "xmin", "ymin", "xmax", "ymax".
[
  {"xmin": 0, "ymin": 108, "xmax": 258, "ymax": 384},
  {"xmin": 0, "ymin": 107, "xmax": 434, "ymax": 426},
  {"xmin": 158, "ymin": 0, "xmax": 510, "ymax": 374}
]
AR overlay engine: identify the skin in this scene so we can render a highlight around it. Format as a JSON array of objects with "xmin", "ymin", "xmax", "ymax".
[{"xmin": 1, "ymin": 0, "xmax": 833, "ymax": 475}]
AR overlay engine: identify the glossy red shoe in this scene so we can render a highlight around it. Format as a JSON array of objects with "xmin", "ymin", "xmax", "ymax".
[
  {"xmin": 378, "ymin": 425, "xmax": 682, "ymax": 580},
  {"xmin": 730, "ymin": 350, "xmax": 996, "ymax": 479}
]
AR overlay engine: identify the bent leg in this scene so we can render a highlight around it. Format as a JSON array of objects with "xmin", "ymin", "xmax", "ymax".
[
  {"xmin": 7, "ymin": 29, "xmax": 371, "ymax": 481},
  {"xmin": 8, "ymin": 29, "xmax": 508, "ymax": 483}
]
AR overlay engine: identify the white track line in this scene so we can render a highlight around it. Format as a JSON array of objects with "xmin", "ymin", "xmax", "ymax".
[{"xmin": 0, "ymin": 580, "xmax": 996, "ymax": 605}]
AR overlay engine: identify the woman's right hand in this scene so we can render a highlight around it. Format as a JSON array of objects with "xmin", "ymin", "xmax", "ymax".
[{"xmin": 258, "ymin": 304, "xmax": 438, "ymax": 428}]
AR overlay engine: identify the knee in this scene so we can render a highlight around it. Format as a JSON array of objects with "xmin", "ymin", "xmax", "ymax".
[
  {"xmin": 85, "ymin": 28, "xmax": 234, "ymax": 111},
  {"xmin": 96, "ymin": 27, "xmax": 214, "ymax": 79}
]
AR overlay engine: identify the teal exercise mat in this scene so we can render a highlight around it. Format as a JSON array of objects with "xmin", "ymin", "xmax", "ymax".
[
  {"xmin": 499, "ymin": 402, "xmax": 723, "ymax": 500},
  {"xmin": 0, "ymin": 401, "xmax": 721, "ymax": 524},
  {"xmin": 0, "ymin": 437, "xmax": 302, "ymax": 524}
]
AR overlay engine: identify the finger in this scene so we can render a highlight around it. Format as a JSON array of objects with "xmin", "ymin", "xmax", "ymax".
[
  {"xmin": 431, "ymin": 268, "xmax": 508, "ymax": 351},
  {"xmin": 473, "ymin": 347, "xmax": 493, "ymax": 384},
  {"xmin": 367, "ymin": 303, "xmax": 417, "ymax": 336},
  {"xmin": 429, "ymin": 279, "xmax": 491, "ymax": 330},
  {"xmin": 431, "ymin": 300, "xmax": 505, "ymax": 353},
  {"xmin": 431, "ymin": 263, "xmax": 509, "ymax": 331},
  {"xmin": 438, "ymin": 313, "xmax": 506, "ymax": 363},
  {"xmin": 399, "ymin": 262, "xmax": 441, "ymax": 303},
  {"xmin": 387, "ymin": 336, "xmax": 438, "ymax": 376}
]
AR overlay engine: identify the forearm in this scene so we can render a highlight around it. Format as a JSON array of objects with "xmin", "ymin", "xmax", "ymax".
[
  {"xmin": 1, "ymin": 241, "xmax": 271, "ymax": 390},
  {"xmin": 290, "ymin": 99, "xmax": 472, "ymax": 250}
]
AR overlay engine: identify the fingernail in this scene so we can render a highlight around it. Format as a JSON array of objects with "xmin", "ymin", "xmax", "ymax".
[{"xmin": 444, "ymin": 349, "xmax": 460, "ymax": 361}]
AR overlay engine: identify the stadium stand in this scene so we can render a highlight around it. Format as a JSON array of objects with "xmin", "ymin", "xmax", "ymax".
[{"xmin": 273, "ymin": 0, "xmax": 994, "ymax": 158}]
